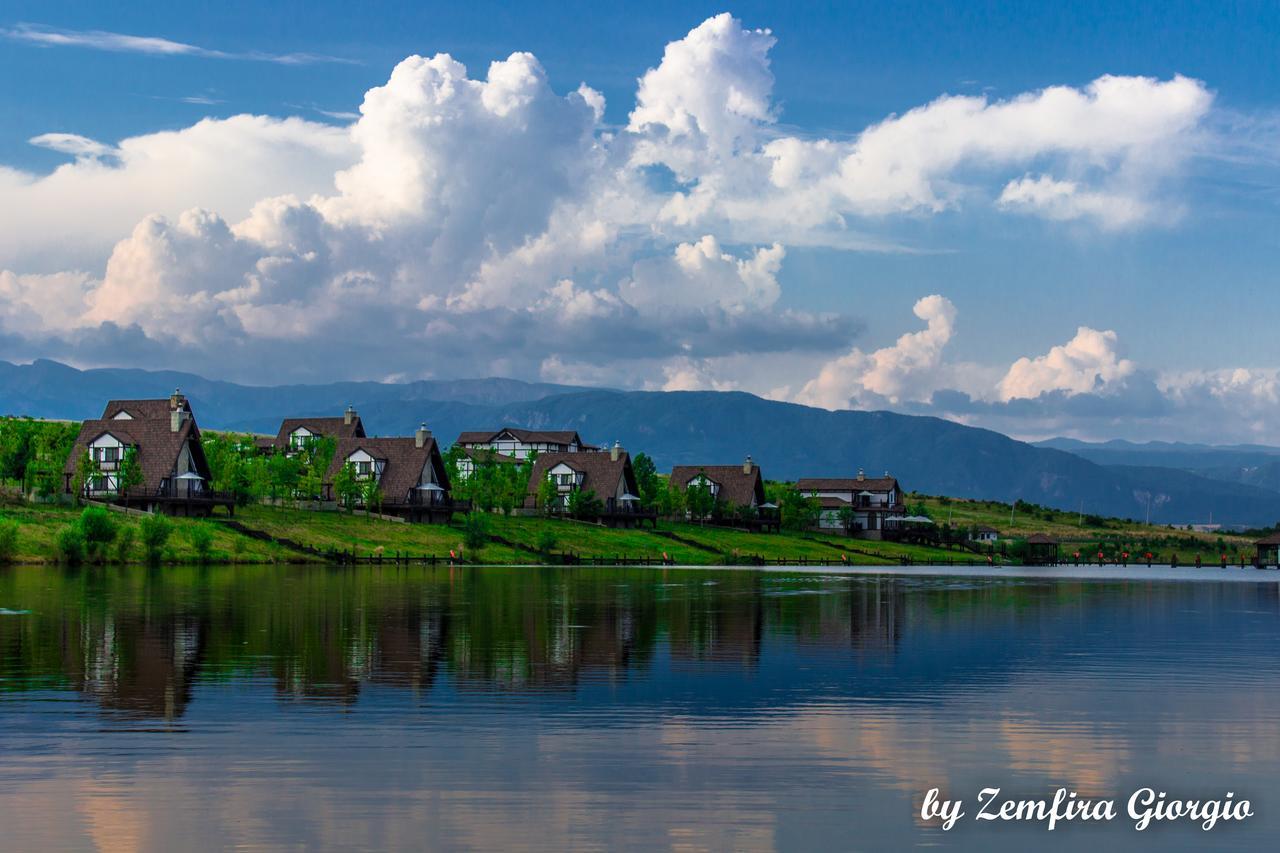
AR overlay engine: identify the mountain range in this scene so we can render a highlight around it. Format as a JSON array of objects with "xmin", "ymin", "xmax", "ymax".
[{"xmin": 5, "ymin": 358, "xmax": 1280, "ymax": 527}]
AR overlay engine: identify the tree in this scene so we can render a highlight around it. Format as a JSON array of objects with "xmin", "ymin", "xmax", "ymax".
[
  {"xmin": 119, "ymin": 447, "xmax": 144, "ymax": 497},
  {"xmin": 0, "ymin": 518, "xmax": 19, "ymax": 563},
  {"xmin": 633, "ymin": 452, "xmax": 661, "ymax": 508},
  {"xmin": 536, "ymin": 476, "xmax": 560, "ymax": 515},
  {"xmin": 685, "ymin": 480, "xmax": 714, "ymax": 523},
  {"xmin": 72, "ymin": 451, "xmax": 101, "ymax": 505},
  {"xmin": 361, "ymin": 476, "xmax": 383, "ymax": 516},
  {"xmin": 775, "ymin": 485, "xmax": 820, "ymax": 531},
  {"xmin": 78, "ymin": 506, "xmax": 118, "ymax": 562},
  {"xmin": 139, "ymin": 514, "xmax": 173, "ymax": 565},
  {"xmin": 535, "ymin": 528, "xmax": 558, "ymax": 554},
  {"xmin": 567, "ymin": 488, "xmax": 602, "ymax": 521},
  {"xmin": 462, "ymin": 511, "xmax": 490, "ymax": 550},
  {"xmin": 189, "ymin": 524, "xmax": 214, "ymax": 563},
  {"xmin": 836, "ymin": 505, "xmax": 857, "ymax": 537},
  {"xmin": 266, "ymin": 454, "xmax": 302, "ymax": 505},
  {"xmin": 334, "ymin": 463, "xmax": 360, "ymax": 511}
]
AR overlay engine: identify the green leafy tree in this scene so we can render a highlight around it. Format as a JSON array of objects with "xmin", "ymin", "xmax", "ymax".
[
  {"xmin": 55, "ymin": 525, "xmax": 86, "ymax": 565},
  {"xmin": 72, "ymin": 451, "xmax": 101, "ymax": 505},
  {"xmin": 334, "ymin": 463, "xmax": 360, "ymax": 511},
  {"xmin": 632, "ymin": 452, "xmax": 661, "ymax": 508},
  {"xmin": 79, "ymin": 506, "xmax": 118, "ymax": 562},
  {"xmin": 535, "ymin": 528, "xmax": 558, "ymax": 554},
  {"xmin": 361, "ymin": 476, "xmax": 383, "ymax": 516},
  {"xmin": 684, "ymin": 479, "xmax": 715, "ymax": 523},
  {"xmin": 536, "ymin": 476, "xmax": 560, "ymax": 515},
  {"xmin": 462, "ymin": 511, "xmax": 491, "ymax": 550},
  {"xmin": 567, "ymin": 488, "xmax": 603, "ymax": 521},
  {"xmin": 836, "ymin": 504, "xmax": 857, "ymax": 536},
  {"xmin": 113, "ymin": 526, "xmax": 136, "ymax": 563},
  {"xmin": 119, "ymin": 447, "xmax": 144, "ymax": 497},
  {"xmin": 0, "ymin": 518, "xmax": 18, "ymax": 563},
  {"xmin": 189, "ymin": 524, "xmax": 214, "ymax": 563},
  {"xmin": 139, "ymin": 514, "xmax": 173, "ymax": 565}
]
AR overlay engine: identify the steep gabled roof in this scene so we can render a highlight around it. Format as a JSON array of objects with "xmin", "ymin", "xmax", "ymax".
[
  {"xmin": 273, "ymin": 415, "xmax": 365, "ymax": 448},
  {"xmin": 64, "ymin": 414, "xmax": 207, "ymax": 493},
  {"xmin": 524, "ymin": 451, "xmax": 636, "ymax": 505},
  {"xmin": 459, "ymin": 446, "xmax": 522, "ymax": 465},
  {"xmin": 102, "ymin": 397, "xmax": 191, "ymax": 421},
  {"xmin": 324, "ymin": 436, "xmax": 450, "ymax": 502},
  {"xmin": 670, "ymin": 465, "xmax": 766, "ymax": 507},
  {"xmin": 1026, "ymin": 533, "xmax": 1059, "ymax": 545}
]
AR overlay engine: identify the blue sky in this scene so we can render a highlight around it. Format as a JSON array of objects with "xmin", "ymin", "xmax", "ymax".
[{"xmin": 1, "ymin": 1, "xmax": 1279, "ymax": 441}]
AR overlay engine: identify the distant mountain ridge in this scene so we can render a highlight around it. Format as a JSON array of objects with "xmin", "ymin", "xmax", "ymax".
[
  {"xmin": 5, "ymin": 359, "xmax": 1280, "ymax": 526},
  {"xmin": 1037, "ymin": 436, "xmax": 1280, "ymax": 495}
]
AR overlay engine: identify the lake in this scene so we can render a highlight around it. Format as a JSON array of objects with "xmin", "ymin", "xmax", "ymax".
[{"xmin": 1, "ymin": 563, "xmax": 1278, "ymax": 851}]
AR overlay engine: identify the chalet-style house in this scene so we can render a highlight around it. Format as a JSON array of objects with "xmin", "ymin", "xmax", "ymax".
[
  {"xmin": 524, "ymin": 443, "xmax": 655, "ymax": 527},
  {"xmin": 669, "ymin": 457, "xmax": 778, "ymax": 532},
  {"xmin": 971, "ymin": 525, "xmax": 999, "ymax": 543},
  {"xmin": 266, "ymin": 406, "xmax": 366, "ymax": 454},
  {"xmin": 62, "ymin": 391, "xmax": 232, "ymax": 516},
  {"xmin": 796, "ymin": 470, "xmax": 904, "ymax": 539},
  {"xmin": 454, "ymin": 427, "xmax": 598, "ymax": 477},
  {"xmin": 322, "ymin": 424, "xmax": 459, "ymax": 523},
  {"xmin": 453, "ymin": 445, "xmax": 523, "ymax": 478}
]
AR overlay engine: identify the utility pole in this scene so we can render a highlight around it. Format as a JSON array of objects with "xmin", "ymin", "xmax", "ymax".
[{"xmin": 1145, "ymin": 493, "xmax": 1152, "ymax": 526}]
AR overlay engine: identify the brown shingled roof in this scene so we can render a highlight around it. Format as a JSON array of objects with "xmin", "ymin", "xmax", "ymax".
[
  {"xmin": 102, "ymin": 397, "xmax": 191, "ymax": 421},
  {"xmin": 670, "ymin": 464, "xmax": 766, "ymax": 507},
  {"xmin": 1026, "ymin": 533, "xmax": 1059, "ymax": 545},
  {"xmin": 459, "ymin": 446, "xmax": 522, "ymax": 465},
  {"xmin": 457, "ymin": 427, "xmax": 594, "ymax": 448},
  {"xmin": 64, "ymin": 412, "xmax": 208, "ymax": 495},
  {"xmin": 324, "ymin": 436, "xmax": 450, "ymax": 504},
  {"xmin": 796, "ymin": 476, "xmax": 900, "ymax": 493},
  {"xmin": 273, "ymin": 415, "xmax": 365, "ymax": 449},
  {"xmin": 523, "ymin": 451, "xmax": 636, "ymax": 508}
]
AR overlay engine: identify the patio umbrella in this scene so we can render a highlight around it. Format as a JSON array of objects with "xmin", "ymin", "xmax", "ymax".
[
  {"xmin": 760, "ymin": 502, "xmax": 778, "ymax": 509},
  {"xmin": 176, "ymin": 471, "xmax": 204, "ymax": 480},
  {"xmin": 416, "ymin": 483, "xmax": 445, "ymax": 491},
  {"xmin": 619, "ymin": 493, "xmax": 640, "ymax": 502}
]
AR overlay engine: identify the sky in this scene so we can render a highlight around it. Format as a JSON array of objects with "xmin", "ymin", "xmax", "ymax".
[{"xmin": 1, "ymin": 1, "xmax": 1279, "ymax": 443}]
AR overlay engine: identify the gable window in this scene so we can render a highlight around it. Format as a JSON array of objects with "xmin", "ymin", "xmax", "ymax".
[{"xmin": 354, "ymin": 461, "xmax": 372, "ymax": 477}]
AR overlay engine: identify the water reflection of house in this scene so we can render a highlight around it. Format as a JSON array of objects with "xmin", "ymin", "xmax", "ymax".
[{"xmin": 73, "ymin": 612, "xmax": 204, "ymax": 720}]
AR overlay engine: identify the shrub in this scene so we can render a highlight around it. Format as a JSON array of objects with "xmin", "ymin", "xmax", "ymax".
[
  {"xmin": 55, "ymin": 525, "xmax": 86, "ymax": 565},
  {"xmin": 462, "ymin": 511, "xmax": 491, "ymax": 550},
  {"xmin": 0, "ymin": 518, "xmax": 18, "ymax": 563},
  {"xmin": 535, "ymin": 528, "xmax": 558, "ymax": 554},
  {"xmin": 79, "ymin": 506, "xmax": 118, "ymax": 561},
  {"xmin": 189, "ymin": 524, "xmax": 214, "ymax": 563},
  {"xmin": 113, "ymin": 526, "xmax": 136, "ymax": 563},
  {"xmin": 139, "ymin": 514, "xmax": 173, "ymax": 565}
]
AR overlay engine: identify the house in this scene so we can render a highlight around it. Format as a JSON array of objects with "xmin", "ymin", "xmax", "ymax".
[
  {"xmin": 971, "ymin": 525, "xmax": 999, "ymax": 543},
  {"xmin": 450, "ymin": 445, "xmax": 524, "ymax": 480},
  {"xmin": 62, "ymin": 390, "xmax": 232, "ymax": 516},
  {"xmin": 322, "ymin": 424, "xmax": 459, "ymax": 523},
  {"xmin": 269, "ymin": 406, "xmax": 366, "ymax": 454},
  {"xmin": 523, "ymin": 443, "xmax": 655, "ymax": 527},
  {"xmin": 456, "ymin": 427, "xmax": 597, "ymax": 463},
  {"xmin": 669, "ymin": 457, "xmax": 777, "ymax": 531},
  {"xmin": 1025, "ymin": 533, "xmax": 1060, "ymax": 565},
  {"xmin": 796, "ymin": 470, "xmax": 904, "ymax": 539}
]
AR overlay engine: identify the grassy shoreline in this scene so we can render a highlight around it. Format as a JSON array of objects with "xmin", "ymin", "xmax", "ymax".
[{"xmin": 0, "ymin": 494, "xmax": 1259, "ymax": 568}]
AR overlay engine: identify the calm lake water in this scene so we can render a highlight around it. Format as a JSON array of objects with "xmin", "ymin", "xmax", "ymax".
[{"xmin": 1, "ymin": 563, "xmax": 1278, "ymax": 851}]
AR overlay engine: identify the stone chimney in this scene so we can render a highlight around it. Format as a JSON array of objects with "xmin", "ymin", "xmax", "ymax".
[
  {"xmin": 857, "ymin": 468, "xmax": 865, "ymax": 481},
  {"xmin": 415, "ymin": 423, "xmax": 430, "ymax": 448},
  {"xmin": 744, "ymin": 454, "xmax": 754, "ymax": 474},
  {"xmin": 610, "ymin": 441, "xmax": 622, "ymax": 462},
  {"xmin": 170, "ymin": 388, "xmax": 187, "ymax": 432},
  {"xmin": 344, "ymin": 405, "xmax": 357, "ymax": 426}
]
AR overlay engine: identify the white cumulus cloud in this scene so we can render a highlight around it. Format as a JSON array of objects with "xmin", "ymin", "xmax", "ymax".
[{"xmin": 999, "ymin": 327, "xmax": 1135, "ymax": 401}]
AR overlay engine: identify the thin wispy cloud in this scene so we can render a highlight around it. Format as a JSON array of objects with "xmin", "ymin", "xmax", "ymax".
[{"xmin": 2, "ymin": 22, "xmax": 358, "ymax": 65}]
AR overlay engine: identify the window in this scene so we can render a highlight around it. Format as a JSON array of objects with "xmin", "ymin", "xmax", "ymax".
[
  {"xmin": 355, "ymin": 461, "xmax": 372, "ymax": 477},
  {"xmin": 103, "ymin": 447, "xmax": 119, "ymax": 463}
]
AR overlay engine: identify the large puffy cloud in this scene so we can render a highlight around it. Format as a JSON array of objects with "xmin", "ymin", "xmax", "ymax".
[
  {"xmin": 0, "ymin": 13, "xmax": 1222, "ymax": 397},
  {"xmin": 999, "ymin": 327, "xmax": 1136, "ymax": 401},
  {"xmin": 796, "ymin": 295, "xmax": 959, "ymax": 408}
]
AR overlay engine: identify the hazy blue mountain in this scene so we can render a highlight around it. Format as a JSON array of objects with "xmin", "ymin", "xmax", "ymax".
[
  {"xmin": 6, "ymin": 359, "xmax": 1280, "ymax": 526},
  {"xmin": 1037, "ymin": 437, "xmax": 1280, "ymax": 494}
]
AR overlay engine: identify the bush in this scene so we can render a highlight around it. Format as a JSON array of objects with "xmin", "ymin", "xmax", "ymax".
[
  {"xmin": 79, "ymin": 506, "xmax": 118, "ymax": 561},
  {"xmin": 139, "ymin": 514, "xmax": 173, "ymax": 565},
  {"xmin": 189, "ymin": 524, "xmax": 214, "ymax": 563},
  {"xmin": 535, "ymin": 528, "xmax": 558, "ymax": 554},
  {"xmin": 462, "ymin": 512, "xmax": 491, "ymax": 550},
  {"xmin": 0, "ymin": 518, "xmax": 18, "ymax": 563},
  {"xmin": 55, "ymin": 525, "xmax": 86, "ymax": 565},
  {"xmin": 113, "ymin": 526, "xmax": 136, "ymax": 563}
]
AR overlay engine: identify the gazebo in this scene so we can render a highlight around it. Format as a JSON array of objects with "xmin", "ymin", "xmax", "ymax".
[
  {"xmin": 1255, "ymin": 532, "xmax": 1280, "ymax": 568},
  {"xmin": 1025, "ymin": 533, "xmax": 1060, "ymax": 566}
]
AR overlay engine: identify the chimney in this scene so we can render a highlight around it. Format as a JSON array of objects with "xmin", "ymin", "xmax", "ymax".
[
  {"xmin": 344, "ymin": 405, "xmax": 357, "ymax": 426},
  {"xmin": 744, "ymin": 454, "xmax": 753, "ymax": 474},
  {"xmin": 170, "ymin": 388, "xmax": 187, "ymax": 432},
  {"xmin": 857, "ymin": 468, "xmax": 865, "ymax": 481},
  {"xmin": 611, "ymin": 441, "xmax": 622, "ymax": 462},
  {"xmin": 415, "ymin": 423, "xmax": 430, "ymax": 448}
]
